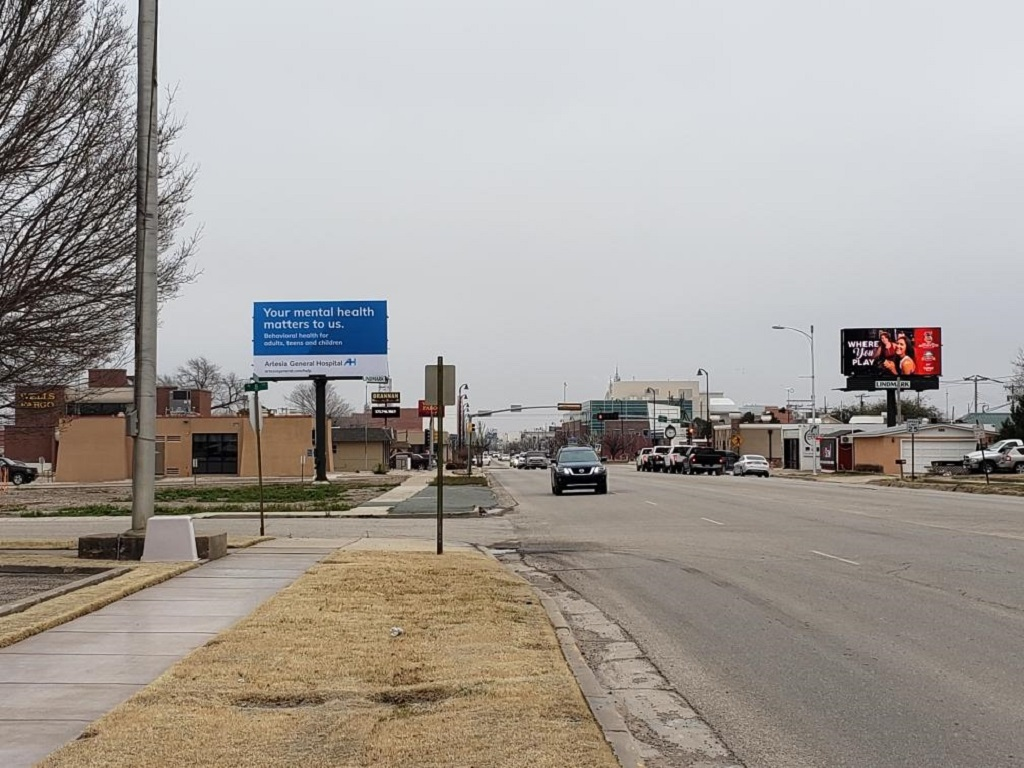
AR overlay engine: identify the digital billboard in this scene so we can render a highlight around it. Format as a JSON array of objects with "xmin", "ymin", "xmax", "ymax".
[
  {"xmin": 840, "ymin": 327, "xmax": 942, "ymax": 379},
  {"xmin": 253, "ymin": 300, "xmax": 388, "ymax": 379}
]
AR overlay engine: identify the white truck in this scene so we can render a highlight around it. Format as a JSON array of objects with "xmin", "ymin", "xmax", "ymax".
[{"xmin": 963, "ymin": 439, "xmax": 1024, "ymax": 474}]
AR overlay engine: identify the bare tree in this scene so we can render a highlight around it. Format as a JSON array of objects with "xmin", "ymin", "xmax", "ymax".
[
  {"xmin": 286, "ymin": 382, "xmax": 352, "ymax": 423},
  {"xmin": 174, "ymin": 357, "xmax": 222, "ymax": 391},
  {"xmin": 0, "ymin": 0, "xmax": 199, "ymax": 409}
]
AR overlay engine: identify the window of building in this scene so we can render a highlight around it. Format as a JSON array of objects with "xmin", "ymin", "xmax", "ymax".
[{"xmin": 192, "ymin": 433, "xmax": 238, "ymax": 475}]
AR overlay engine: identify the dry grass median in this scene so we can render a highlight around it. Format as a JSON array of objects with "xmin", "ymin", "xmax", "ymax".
[{"xmin": 40, "ymin": 550, "xmax": 619, "ymax": 768}]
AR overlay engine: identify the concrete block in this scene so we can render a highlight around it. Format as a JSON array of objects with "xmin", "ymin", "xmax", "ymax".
[
  {"xmin": 141, "ymin": 517, "xmax": 199, "ymax": 562},
  {"xmin": 196, "ymin": 532, "xmax": 227, "ymax": 560},
  {"xmin": 78, "ymin": 532, "xmax": 147, "ymax": 561}
]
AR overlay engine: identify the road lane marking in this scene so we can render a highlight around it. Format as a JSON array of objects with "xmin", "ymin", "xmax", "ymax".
[
  {"xmin": 701, "ymin": 517, "xmax": 724, "ymax": 526},
  {"xmin": 811, "ymin": 550, "xmax": 860, "ymax": 566},
  {"xmin": 645, "ymin": 500, "xmax": 657, "ymax": 506}
]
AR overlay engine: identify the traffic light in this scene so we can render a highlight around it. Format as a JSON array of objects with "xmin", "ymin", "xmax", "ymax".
[
  {"xmin": 424, "ymin": 428, "xmax": 432, "ymax": 448},
  {"xmin": 596, "ymin": 412, "xmax": 619, "ymax": 421},
  {"xmin": 470, "ymin": 422, "xmax": 476, "ymax": 433}
]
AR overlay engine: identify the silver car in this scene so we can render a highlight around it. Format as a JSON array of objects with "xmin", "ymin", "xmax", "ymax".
[{"xmin": 733, "ymin": 454, "xmax": 770, "ymax": 477}]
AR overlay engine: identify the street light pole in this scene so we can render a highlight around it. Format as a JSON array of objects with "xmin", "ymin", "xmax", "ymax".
[
  {"xmin": 696, "ymin": 368, "xmax": 709, "ymax": 442},
  {"xmin": 772, "ymin": 325, "xmax": 818, "ymax": 475},
  {"xmin": 457, "ymin": 383, "xmax": 468, "ymax": 450},
  {"xmin": 645, "ymin": 387, "xmax": 658, "ymax": 444}
]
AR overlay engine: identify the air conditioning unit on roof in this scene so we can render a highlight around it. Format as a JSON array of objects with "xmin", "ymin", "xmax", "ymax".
[{"xmin": 840, "ymin": 435, "xmax": 853, "ymax": 445}]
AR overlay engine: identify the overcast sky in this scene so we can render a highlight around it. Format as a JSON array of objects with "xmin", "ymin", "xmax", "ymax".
[{"xmin": 152, "ymin": 1, "xmax": 1023, "ymax": 432}]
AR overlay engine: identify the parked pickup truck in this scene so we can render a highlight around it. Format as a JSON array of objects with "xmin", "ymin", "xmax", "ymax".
[
  {"xmin": 963, "ymin": 439, "xmax": 1024, "ymax": 473},
  {"xmin": 683, "ymin": 448, "xmax": 728, "ymax": 475},
  {"xmin": 666, "ymin": 445, "xmax": 699, "ymax": 474},
  {"xmin": 647, "ymin": 445, "xmax": 672, "ymax": 472},
  {"xmin": 635, "ymin": 447, "xmax": 654, "ymax": 471}
]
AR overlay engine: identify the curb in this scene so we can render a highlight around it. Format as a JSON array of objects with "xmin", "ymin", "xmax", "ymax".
[
  {"xmin": 538, "ymin": 592, "xmax": 646, "ymax": 768},
  {"xmin": 481, "ymin": 546, "xmax": 643, "ymax": 768}
]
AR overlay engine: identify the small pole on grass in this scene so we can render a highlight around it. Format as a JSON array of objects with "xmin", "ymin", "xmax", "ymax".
[{"xmin": 254, "ymin": 384, "xmax": 265, "ymax": 536}]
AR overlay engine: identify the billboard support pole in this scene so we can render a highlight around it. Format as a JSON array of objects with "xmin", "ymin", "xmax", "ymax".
[
  {"xmin": 886, "ymin": 390, "xmax": 897, "ymax": 428},
  {"xmin": 314, "ymin": 376, "xmax": 328, "ymax": 482}
]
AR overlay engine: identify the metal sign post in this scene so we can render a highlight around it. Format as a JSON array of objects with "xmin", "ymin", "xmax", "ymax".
[
  {"xmin": 425, "ymin": 359, "xmax": 456, "ymax": 555},
  {"xmin": 244, "ymin": 376, "xmax": 269, "ymax": 535},
  {"xmin": 906, "ymin": 420, "xmax": 920, "ymax": 480}
]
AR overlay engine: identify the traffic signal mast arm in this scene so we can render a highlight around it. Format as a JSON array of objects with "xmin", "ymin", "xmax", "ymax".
[{"xmin": 467, "ymin": 404, "xmax": 578, "ymax": 418}]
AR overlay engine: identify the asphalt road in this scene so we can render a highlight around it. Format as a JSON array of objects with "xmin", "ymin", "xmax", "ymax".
[{"xmin": 493, "ymin": 464, "xmax": 1024, "ymax": 768}]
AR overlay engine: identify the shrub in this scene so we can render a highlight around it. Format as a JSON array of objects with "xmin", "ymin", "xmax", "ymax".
[{"xmin": 853, "ymin": 464, "xmax": 884, "ymax": 473}]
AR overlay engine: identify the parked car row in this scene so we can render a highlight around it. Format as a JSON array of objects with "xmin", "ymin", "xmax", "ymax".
[
  {"xmin": 962, "ymin": 439, "xmax": 1024, "ymax": 474},
  {"xmin": 635, "ymin": 446, "xmax": 768, "ymax": 477}
]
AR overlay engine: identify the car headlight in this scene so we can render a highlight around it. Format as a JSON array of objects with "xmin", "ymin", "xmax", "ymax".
[
  {"xmin": 561, "ymin": 467, "xmax": 574, "ymax": 475},
  {"xmin": 594, "ymin": 466, "xmax": 606, "ymax": 473}
]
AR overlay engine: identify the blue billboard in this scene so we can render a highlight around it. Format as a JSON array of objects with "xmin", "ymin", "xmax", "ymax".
[{"xmin": 252, "ymin": 300, "xmax": 388, "ymax": 379}]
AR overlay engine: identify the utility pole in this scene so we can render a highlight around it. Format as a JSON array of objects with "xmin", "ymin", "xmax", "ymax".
[
  {"xmin": 130, "ymin": 0, "xmax": 159, "ymax": 534},
  {"xmin": 963, "ymin": 375, "xmax": 999, "ymax": 421}
]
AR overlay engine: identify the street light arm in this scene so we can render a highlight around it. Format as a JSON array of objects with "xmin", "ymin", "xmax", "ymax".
[{"xmin": 772, "ymin": 325, "xmax": 812, "ymax": 344}]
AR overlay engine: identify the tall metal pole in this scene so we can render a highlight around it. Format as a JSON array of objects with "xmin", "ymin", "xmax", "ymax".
[
  {"xmin": 130, "ymin": 0, "xmax": 159, "ymax": 533},
  {"xmin": 772, "ymin": 326, "xmax": 817, "ymax": 474},
  {"xmin": 810, "ymin": 324, "xmax": 818, "ymax": 476},
  {"xmin": 435, "ymin": 357, "xmax": 445, "ymax": 555},
  {"xmin": 254, "ymin": 387, "xmax": 265, "ymax": 536}
]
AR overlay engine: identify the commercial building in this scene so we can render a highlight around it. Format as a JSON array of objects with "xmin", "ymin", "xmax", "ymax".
[{"xmin": 5, "ymin": 368, "xmax": 324, "ymax": 482}]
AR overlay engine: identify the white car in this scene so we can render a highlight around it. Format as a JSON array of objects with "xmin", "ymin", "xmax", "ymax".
[{"xmin": 733, "ymin": 454, "xmax": 770, "ymax": 477}]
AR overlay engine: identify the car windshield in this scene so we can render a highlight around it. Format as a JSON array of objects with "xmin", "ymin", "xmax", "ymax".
[
  {"xmin": 558, "ymin": 449, "xmax": 599, "ymax": 463},
  {"xmin": 745, "ymin": 455, "xmax": 767, "ymax": 462}
]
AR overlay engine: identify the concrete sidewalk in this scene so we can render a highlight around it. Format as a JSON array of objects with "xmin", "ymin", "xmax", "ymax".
[{"xmin": 0, "ymin": 537, "xmax": 471, "ymax": 768}]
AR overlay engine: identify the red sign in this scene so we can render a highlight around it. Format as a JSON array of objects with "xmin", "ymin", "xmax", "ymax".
[{"xmin": 418, "ymin": 399, "xmax": 439, "ymax": 417}]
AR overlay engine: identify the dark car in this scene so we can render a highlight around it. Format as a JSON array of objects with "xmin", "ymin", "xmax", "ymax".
[
  {"xmin": 389, "ymin": 452, "xmax": 429, "ymax": 470},
  {"xmin": 719, "ymin": 451, "xmax": 740, "ymax": 471},
  {"xmin": 550, "ymin": 446, "xmax": 607, "ymax": 495},
  {"xmin": 683, "ymin": 448, "xmax": 727, "ymax": 475},
  {"xmin": 0, "ymin": 456, "xmax": 38, "ymax": 485}
]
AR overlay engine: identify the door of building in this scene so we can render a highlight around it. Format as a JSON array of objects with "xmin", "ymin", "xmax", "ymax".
[
  {"xmin": 192, "ymin": 433, "xmax": 238, "ymax": 475},
  {"xmin": 783, "ymin": 438, "xmax": 799, "ymax": 469}
]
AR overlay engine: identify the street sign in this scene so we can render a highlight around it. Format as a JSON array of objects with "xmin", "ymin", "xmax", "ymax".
[
  {"xmin": 875, "ymin": 379, "xmax": 912, "ymax": 390},
  {"xmin": 371, "ymin": 406, "xmax": 400, "ymax": 418},
  {"xmin": 418, "ymin": 399, "xmax": 438, "ymax": 417},
  {"xmin": 557, "ymin": 402, "xmax": 583, "ymax": 411},
  {"xmin": 364, "ymin": 375, "xmax": 390, "ymax": 384},
  {"xmin": 424, "ymin": 364, "xmax": 456, "ymax": 406},
  {"xmin": 371, "ymin": 391, "xmax": 401, "ymax": 403},
  {"xmin": 476, "ymin": 410, "xmax": 493, "ymax": 417},
  {"xmin": 252, "ymin": 300, "xmax": 388, "ymax": 379},
  {"xmin": 247, "ymin": 393, "xmax": 264, "ymax": 431},
  {"xmin": 906, "ymin": 419, "xmax": 921, "ymax": 433},
  {"xmin": 510, "ymin": 404, "xmax": 522, "ymax": 412},
  {"xmin": 243, "ymin": 380, "xmax": 268, "ymax": 392}
]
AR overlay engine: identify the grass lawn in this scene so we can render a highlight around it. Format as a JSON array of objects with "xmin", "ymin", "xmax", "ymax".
[{"xmin": 39, "ymin": 551, "xmax": 619, "ymax": 768}]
